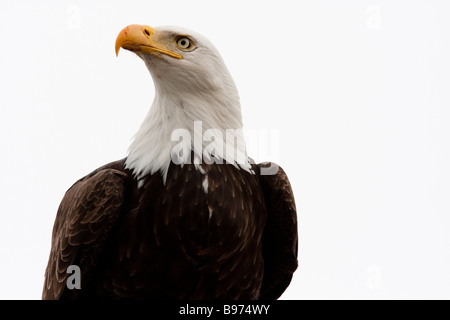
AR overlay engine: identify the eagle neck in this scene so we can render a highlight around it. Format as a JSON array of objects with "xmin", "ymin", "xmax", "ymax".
[{"xmin": 125, "ymin": 80, "xmax": 252, "ymax": 183}]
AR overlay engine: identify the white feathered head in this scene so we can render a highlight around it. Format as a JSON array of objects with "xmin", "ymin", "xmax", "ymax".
[{"xmin": 115, "ymin": 25, "xmax": 252, "ymax": 181}]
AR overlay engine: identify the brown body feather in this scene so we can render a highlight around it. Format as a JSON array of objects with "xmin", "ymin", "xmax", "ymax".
[{"xmin": 42, "ymin": 159, "xmax": 297, "ymax": 300}]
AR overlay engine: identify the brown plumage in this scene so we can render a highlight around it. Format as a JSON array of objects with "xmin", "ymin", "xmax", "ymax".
[
  {"xmin": 43, "ymin": 23, "xmax": 298, "ymax": 300},
  {"xmin": 42, "ymin": 159, "xmax": 297, "ymax": 299}
]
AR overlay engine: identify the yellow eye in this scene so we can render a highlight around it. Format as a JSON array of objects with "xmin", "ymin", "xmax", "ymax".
[{"xmin": 176, "ymin": 37, "xmax": 193, "ymax": 50}]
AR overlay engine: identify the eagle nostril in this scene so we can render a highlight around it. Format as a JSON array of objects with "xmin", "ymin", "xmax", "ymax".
[{"xmin": 143, "ymin": 28, "xmax": 151, "ymax": 37}]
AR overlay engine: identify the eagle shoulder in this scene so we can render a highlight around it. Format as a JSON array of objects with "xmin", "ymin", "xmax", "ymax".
[
  {"xmin": 42, "ymin": 159, "xmax": 128, "ymax": 300},
  {"xmin": 257, "ymin": 162, "xmax": 298, "ymax": 300}
]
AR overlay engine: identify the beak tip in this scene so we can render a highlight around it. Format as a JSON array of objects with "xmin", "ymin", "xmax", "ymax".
[
  {"xmin": 116, "ymin": 46, "xmax": 121, "ymax": 57},
  {"xmin": 115, "ymin": 46, "xmax": 120, "ymax": 57}
]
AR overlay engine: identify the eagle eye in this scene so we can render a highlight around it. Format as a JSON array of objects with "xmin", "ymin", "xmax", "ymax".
[{"xmin": 176, "ymin": 37, "xmax": 194, "ymax": 50}]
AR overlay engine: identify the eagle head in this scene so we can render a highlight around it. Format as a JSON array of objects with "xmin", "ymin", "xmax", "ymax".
[
  {"xmin": 115, "ymin": 24, "xmax": 239, "ymax": 105},
  {"xmin": 115, "ymin": 24, "xmax": 251, "ymax": 181}
]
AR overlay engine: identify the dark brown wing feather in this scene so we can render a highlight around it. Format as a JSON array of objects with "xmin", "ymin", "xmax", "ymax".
[
  {"xmin": 258, "ymin": 163, "xmax": 298, "ymax": 300},
  {"xmin": 42, "ymin": 161, "xmax": 128, "ymax": 300}
]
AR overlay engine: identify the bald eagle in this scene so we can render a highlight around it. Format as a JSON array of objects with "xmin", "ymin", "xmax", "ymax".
[{"xmin": 42, "ymin": 25, "xmax": 298, "ymax": 300}]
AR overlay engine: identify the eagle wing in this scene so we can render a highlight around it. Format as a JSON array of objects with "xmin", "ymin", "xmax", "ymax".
[
  {"xmin": 42, "ymin": 162, "xmax": 128, "ymax": 300},
  {"xmin": 258, "ymin": 162, "xmax": 298, "ymax": 300}
]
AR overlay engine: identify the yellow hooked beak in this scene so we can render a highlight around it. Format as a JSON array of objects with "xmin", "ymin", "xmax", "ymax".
[{"xmin": 115, "ymin": 24, "xmax": 183, "ymax": 59}]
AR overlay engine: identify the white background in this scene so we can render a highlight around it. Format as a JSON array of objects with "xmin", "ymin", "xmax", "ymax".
[{"xmin": 1, "ymin": 0, "xmax": 449, "ymax": 300}]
